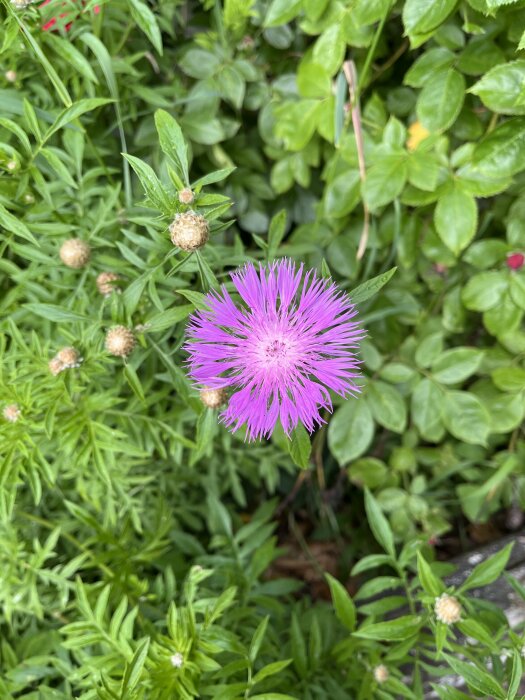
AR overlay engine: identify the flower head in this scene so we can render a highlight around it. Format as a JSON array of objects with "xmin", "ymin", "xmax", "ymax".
[
  {"xmin": 178, "ymin": 187, "xmax": 195, "ymax": 205},
  {"xmin": 434, "ymin": 594, "xmax": 461, "ymax": 625},
  {"xmin": 373, "ymin": 664, "xmax": 389, "ymax": 684},
  {"xmin": 200, "ymin": 387, "xmax": 227, "ymax": 409},
  {"xmin": 97, "ymin": 271, "xmax": 121, "ymax": 296},
  {"xmin": 60, "ymin": 239, "xmax": 90, "ymax": 269},
  {"xmin": 3, "ymin": 403, "xmax": 21, "ymax": 423},
  {"xmin": 185, "ymin": 259, "xmax": 363, "ymax": 441},
  {"xmin": 5, "ymin": 70, "xmax": 17, "ymax": 83},
  {"xmin": 56, "ymin": 346, "xmax": 82, "ymax": 369},
  {"xmin": 105, "ymin": 326, "xmax": 136, "ymax": 357},
  {"xmin": 170, "ymin": 652, "xmax": 184, "ymax": 668},
  {"xmin": 169, "ymin": 212, "xmax": 209, "ymax": 251}
]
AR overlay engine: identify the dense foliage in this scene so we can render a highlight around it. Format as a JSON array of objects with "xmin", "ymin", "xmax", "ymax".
[{"xmin": 2, "ymin": 0, "xmax": 525, "ymax": 697}]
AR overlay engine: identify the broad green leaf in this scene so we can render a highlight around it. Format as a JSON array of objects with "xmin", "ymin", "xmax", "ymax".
[
  {"xmin": 434, "ymin": 188, "xmax": 477, "ymax": 255},
  {"xmin": 123, "ymin": 154, "xmax": 172, "ymax": 213},
  {"xmin": 461, "ymin": 118, "xmax": 525, "ymax": 179},
  {"xmin": 0, "ymin": 202, "xmax": 37, "ymax": 244},
  {"xmin": 367, "ymin": 381, "xmax": 407, "ymax": 433},
  {"xmin": 264, "ymin": 0, "xmax": 302, "ymax": 26},
  {"xmin": 402, "ymin": 0, "xmax": 457, "ymax": 35},
  {"xmin": 328, "ymin": 400, "xmax": 374, "ymax": 465},
  {"xmin": 470, "ymin": 60, "xmax": 525, "ymax": 115},
  {"xmin": 363, "ymin": 152, "xmax": 407, "ymax": 209},
  {"xmin": 462, "ymin": 271, "xmax": 507, "ymax": 311},
  {"xmin": 443, "ymin": 391, "xmax": 490, "ymax": 445},
  {"xmin": 417, "ymin": 69, "xmax": 465, "ymax": 132},
  {"xmin": 431, "ymin": 348, "xmax": 484, "ymax": 384}
]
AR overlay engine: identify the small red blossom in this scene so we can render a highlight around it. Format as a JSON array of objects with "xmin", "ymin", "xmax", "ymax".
[
  {"xmin": 40, "ymin": 0, "xmax": 99, "ymax": 32},
  {"xmin": 507, "ymin": 253, "xmax": 525, "ymax": 271}
]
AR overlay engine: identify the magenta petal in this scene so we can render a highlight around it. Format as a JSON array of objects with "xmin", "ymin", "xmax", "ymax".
[{"xmin": 184, "ymin": 259, "xmax": 364, "ymax": 441}]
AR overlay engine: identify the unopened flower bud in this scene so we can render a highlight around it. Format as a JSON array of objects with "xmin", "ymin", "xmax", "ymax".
[
  {"xmin": 200, "ymin": 387, "xmax": 226, "ymax": 409},
  {"xmin": 5, "ymin": 70, "xmax": 17, "ymax": 83},
  {"xmin": 169, "ymin": 211, "xmax": 209, "ymax": 251},
  {"xmin": 434, "ymin": 594, "xmax": 461, "ymax": 625},
  {"xmin": 3, "ymin": 403, "xmax": 21, "ymax": 423},
  {"xmin": 48, "ymin": 357, "xmax": 64, "ymax": 376},
  {"xmin": 170, "ymin": 652, "xmax": 184, "ymax": 668},
  {"xmin": 23, "ymin": 193, "xmax": 35, "ymax": 204},
  {"xmin": 105, "ymin": 325, "xmax": 136, "ymax": 357},
  {"xmin": 178, "ymin": 187, "xmax": 194, "ymax": 205},
  {"xmin": 373, "ymin": 665, "xmax": 389, "ymax": 684},
  {"xmin": 507, "ymin": 253, "xmax": 524, "ymax": 271},
  {"xmin": 60, "ymin": 239, "xmax": 90, "ymax": 269},
  {"xmin": 6, "ymin": 160, "xmax": 18, "ymax": 172},
  {"xmin": 11, "ymin": 0, "xmax": 32, "ymax": 7},
  {"xmin": 56, "ymin": 347, "xmax": 82, "ymax": 369},
  {"xmin": 97, "ymin": 271, "xmax": 121, "ymax": 296}
]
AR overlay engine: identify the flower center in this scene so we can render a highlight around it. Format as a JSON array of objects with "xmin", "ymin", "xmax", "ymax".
[{"xmin": 265, "ymin": 339, "xmax": 288, "ymax": 359}]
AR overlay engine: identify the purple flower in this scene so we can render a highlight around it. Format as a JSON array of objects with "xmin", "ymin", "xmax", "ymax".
[{"xmin": 185, "ymin": 259, "xmax": 364, "ymax": 441}]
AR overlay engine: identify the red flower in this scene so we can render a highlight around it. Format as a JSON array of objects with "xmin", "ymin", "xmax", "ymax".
[
  {"xmin": 40, "ymin": 0, "xmax": 99, "ymax": 32},
  {"xmin": 507, "ymin": 253, "xmax": 525, "ymax": 271}
]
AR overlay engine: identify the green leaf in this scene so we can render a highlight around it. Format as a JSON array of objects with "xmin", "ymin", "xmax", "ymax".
[
  {"xmin": 127, "ymin": 0, "xmax": 163, "ymax": 54},
  {"xmin": 363, "ymin": 152, "xmax": 408, "ymax": 209},
  {"xmin": 326, "ymin": 574, "xmax": 357, "ymax": 631},
  {"xmin": 416, "ymin": 552, "xmax": 444, "ymax": 596},
  {"xmin": 470, "ymin": 60, "xmax": 525, "ymax": 115},
  {"xmin": 417, "ymin": 69, "xmax": 465, "ymax": 132},
  {"xmin": 0, "ymin": 202, "xmax": 37, "ymax": 244},
  {"xmin": 461, "ymin": 118, "xmax": 525, "ymax": 179},
  {"xmin": 459, "ymin": 542, "xmax": 513, "ymax": 592},
  {"xmin": 350, "ymin": 267, "xmax": 397, "ymax": 305},
  {"xmin": 145, "ymin": 306, "xmax": 193, "ymax": 333},
  {"xmin": 442, "ymin": 654, "xmax": 505, "ymax": 699},
  {"xmin": 122, "ymin": 638, "xmax": 150, "ymax": 691},
  {"xmin": 124, "ymin": 365, "xmax": 146, "ymax": 403},
  {"xmin": 252, "ymin": 660, "xmax": 293, "ymax": 685},
  {"xmin": 507, "ymin": 649, "xmax": 522, "ymax": 700},
  {"xmin": 443, "ymin": 391, "xmax": 490, "ymax": 445},
  {"xmin": 402, "ymin": 0, "xmax": 457, "ymax": 35},
  {"xmin": 328, "ymin": 400, "xmax": 374, "ymax": 465},
  {"xmin": 24, "ymin": 303, "xmax": 87, "ymax": 323},
  {"xmin": 462, "ymin": 271, "xmax": 507, "ymax": 311},
  {"xmin": 434, "ymin": 188, "xmax": 477, "ymax": 255},
  {"xmin": 431, "ymin": 348, "xmax": 484, "ymax": 384},
  {"xmin": 45, "ymin": 98, "xmax": 112, "ymax": 139},
  {"xmin": 249, "ymin": 616, "xmax": 269, "ymax": 662},
  {"xmin": 312, "ymin": 24, "xmax": 345, "ymax": 76},
  {"xmin": 154, "ymin": 109, "xmax": 189, "ymax": 184},
  {"xmin": 287, "ymin": 424, "xmax": 311, "ymax": 469},
  {"xmin": 367, "ymin": 381, "xmax": 407, "ymax": 433},
  {"xmin": 364, "ymin": 488, "xmax": 395, "ymax": 557},
  {"xmin": 492, "ymin": 366, "xmax": 525, "ymax": 392},
  {"xmin": 353, "ymin": 615, "xmax": 421, "ymax": 640},
  {"xmin": 264, "ymin": 0, "xmax": 302, "ymax": 27},
  {"xmin": 123, "ymin": 154, "xmax": 172, "ymax": 213},
  {"xmin": 268, "ymin": 210, "xmax": 287, "ymax": 260}
]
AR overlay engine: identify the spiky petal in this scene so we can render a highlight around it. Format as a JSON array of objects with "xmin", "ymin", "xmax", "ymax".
[{"xmin": 185, "ymin": 259, "xmax": 363, "ymax": 441}]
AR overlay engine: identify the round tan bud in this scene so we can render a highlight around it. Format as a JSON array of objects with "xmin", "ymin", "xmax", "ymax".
[
  {"xmin": 97, "ymin": 271, "xmax": 121, "ymax": 296},
  {"xmin": 6, "ymin": 160, "xmax": 18, "ymax": 172},
  {"xmin": 24, "ymin": 193, "xmax": 35, "ymax": 204},
  {"xmin": 169, "ymin": 211, "xmax": 209, "ymax": 251},
  {"xmin": 200, "ymin": 387, "xmax": 226, "ymax": 409},
  {"xmin": 105, "ymin": 325, "xmax": 136, "ymax": 357},
  {"xmin": 170, "ymin": 652, "xmax": 184, "ymax": 668},
  {"xmin": 178, "ymin": 187, "xmax": 195, "ymax": 205},
  {"xmin": 434, "ymin": 594, "xmax": 461, "ymax": 625},
  {"xmin": 373, "ymin": 665, "xmax": 389, "ymax": 684},
  {"xmin": 48, "ymin": 357, "xmax": 64, "ymax": 376},
  {"xmin": 5, "ymin": 70, "xmax": 17, "ymax": 83},
  {"xmin": 56, "ymin": 347, "xmax": 82, "ymax": 370},
  {"xmin": 3, "ymin": 403, "xmax": 21, "ymax": 423},
  {"xmin": 60, "ymin": 239, "xmax": 90, "ymax": 269}
]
